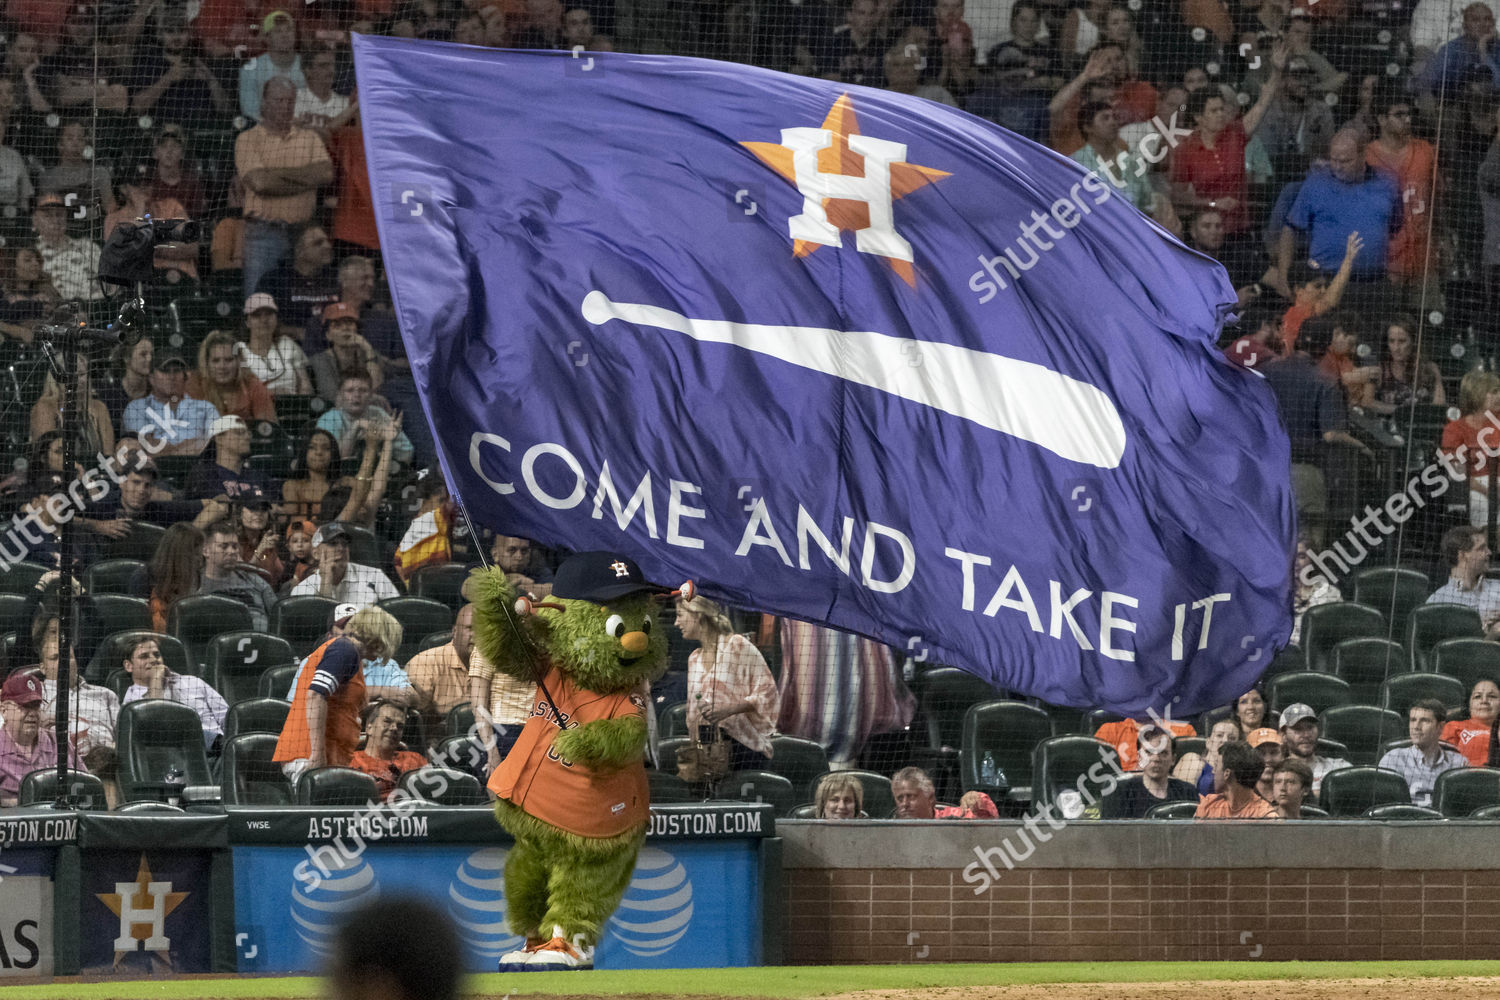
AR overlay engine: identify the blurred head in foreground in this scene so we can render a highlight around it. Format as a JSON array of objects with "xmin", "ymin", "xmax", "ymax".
[{"xmin": 327, "ymin": 896, "xmax": 463, "ymax": 1000}]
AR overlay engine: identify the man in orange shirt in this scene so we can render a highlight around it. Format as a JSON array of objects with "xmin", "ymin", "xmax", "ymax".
[
  {"xmin": 1366, "ymin": 89, "xmax": 1439, "ymax": 300},
  {"xmin": 1095, "ymin": 714, "xmax": 1196, "ymax": 771},
  {"xmin": 1195, "ymin": 740, "xmax": 1280, "ymax": 819},
  {"xmin": 1048, "ymin": 43, "xmax": 1157, "ymax": 155}
]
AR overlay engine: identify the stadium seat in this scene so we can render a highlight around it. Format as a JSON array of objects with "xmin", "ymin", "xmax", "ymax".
[
  {"xmin": 104, "ymin": 668, "xmax": 132, "ymax": 700},
  {"xmin": 1470, "ymin": 804, "xmax": 1500, "ymax": 820},
  {"xmin": 444, "ymin": 702, "xmax": 476, "ymax": 739},
  {"xmin": 272, "ymin": 394, "xmax": 322, "ymax": 438},
  {"xmin": 205, "ymin": 632, "xmax": 296, "ymax": 703},
  {"xmin": 1406, "ymin": 603, "xmax": 1484, "ymax": 672},
  {"xmin": 1319, "ymin": 705, "xmax": 1405, "ymax": 765},
  {"xmin": 418, "ymin": 630, "xmax": 453, "ymax": 653},
  {"xmin": 1297, "ymin": 806, "xmax": 1331, "ymax": 819},
  {"xmin": 435, "ymin": 735, "xmax": 488, "ymax": 781},
  {"xmin": 397, "ymin": 766, "xmax": 486, "ymax": 805},
  {"xmin": 92, "ymin": 594, "xmax": 152, "ymax": 637},
  {"xmin": 1430, "ymin": 637, "xmax": 1500, "ymax": 694},
  {"xmin": 1433, "ymin": 767, "xmax": 1500, "ymax": 817},
  {"xmin": 763, "ymin": 735, "xmax": 830, "ymax": 792},
  {"xmin": 1031, "ymin": 735, "xmax": 1114, "ymax": 813},
  {"xmin": 1316, "ymin": 738, "xmax": 1350, "ymax": 760},
  {"xmin": 1268, "ymin": 672, "xmax": 1352, "ymax": 717},
  {"xmin": 115, "ymin": 802, "xmax": 186, "ymax": 814},
  {"xmin": 647, "ymin": 769, "xmax": 696, "ymax": 803},
  {"xmin": 0, "ymin": 594, "xmax": 29, "ymax": 637},
  {"xmin": 1351, "ymin": 567, "xmax": 1431, "ymax": 638},
  {"xmin": 1381, "ymin": 673, "xmax": 1468, "ymax": 716},
  {"xmin": 409, "ymin": 563, "xmax": 471, "ymax": 611},
  {"xmin": 19, "ymin": 768, "xmax": 107, "ymax": 808},
  {"xmin": 959, "ymin": 700, "xmax": 1052, "ymax": 802},
  {"xmin": 105, "ymin": 522, "xmax": 165, "ymax": 562},
  {"xmin": 84, "ymin": 558, "xmax": 146, "ymax": 596},
  {"xmin": 333, "ymin": 522, "xmax": 381, "ymax": 566},
  {"xmin": 916, "ymin": 666, "xmax": 1007, "ymax": 750},
  {"xmin": 1176, "ymin": 737, "xmax": 1207, "ymax": 761},
  {"xmin": 1300, "ymin": 602, "xmax": 1387, "ymax": 672},
  {"xmin": 86, "ymin": 631, "xmax": 191, "ymax": 685},
  {"xmin": 116, "ymin": 699, "xmax": 214, "ymax": 803},
  {"xmin": 296, "ymin": 766, "xmax": 379, "ymax": 806},
  {"xmin": 0, "ymin": 563, "xmax": 50, "ymax": 594},
  {"xmin": 222, "ymin": 697, "xmax": 290, "ymax": 742},
  {"xmin": 268, "ymin": 596, "xmax": 338, "ymax": 658},
  {"xmin": 167, "ymin": 595, "xmax": 254, "ymax": 667},
  {"xmin": 258, "ymin": 665, "xmax": 299, "ymax": 699},
  {"xmin": 401, "ymin": 708, "xmax": 427, "ymax": 752},
  {"xmin": 659, "ymin": 701, "xmax": 688, "ymax": 739},
  {"xmin": 1262, "ymin": 644, "xmax": 1306, "ymax": 680},
  {"xmin": 1363, "ymin": 804, "xmax": 1445, "ymax": 820},
  {"xmin": 1082, "ymin": 709, "xmax": 1125, "ymax": 734},
  {"xmin": 1329, "ymin": 638, "xmax": 1407, "ymax": 705},
  {"xmin": 716, "ymin": 770, "xmax": 796, "ymax": 816},
  {"xmin": 805, "ymin": 770, "xmax": 896, "ymax": 818},
  {"xmin": 220, "ymin": 733, "xmax": 292, "ymax": 805},
  {"xmin": 377, "ymin": 597, "xmax": 453, "ymax": 662},
  {"xmin": 787, "ymin": 803, "xmax": 818, "ymax": 818},
  {"xmin": 1318, "ymin": 765, "xmax": 1411, "ymax": 815},
  {"xmin": 1144, "ymin": 800, "xmax": 1198, "ymax": 820}
]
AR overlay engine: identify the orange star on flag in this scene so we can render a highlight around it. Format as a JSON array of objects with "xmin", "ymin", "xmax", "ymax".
[{"xmin": 740, "ymin": 94, "xmax": 950, "ymax": 286}]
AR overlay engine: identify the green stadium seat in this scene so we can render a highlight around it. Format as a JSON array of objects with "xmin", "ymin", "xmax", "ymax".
[
  {"xmin": 167, "ymin": 595, "xmax": 255, "ymax": 667},
  {"xmin": 19, "ymin": 768, "xmax": 107, "ymax": 808},
  {"xmin": 1363, "ymin": 804, "xmax": 1445, "ymax": 820},
  {"xmin": 715, "ymin": 769, "xmax": 796, "ymax": 816},
  {"xmin": 222, "ymin": 697, "xmax": 290, "ymax": 743},
  {"xmin": 647, "ymin": 769, "xmax": 695, "ymax": 803},
  {"xmin": 208, "ymin": 632, "xmax": 296, "ymax": 705},
  {"xmin": 435, "ymin": 735, "xmax": 488, "ymax": 782},
  {"xmin": 1470, "ymin": 804, "xmax": 1500, "ymax": 820},
  {"xmin": 409, "ymin": 563, "xmax": 471, "ymax": 610},
  {"xmin": 1318, "ymin": 765, "xmax": 1411, "ymax": 815},
  {"xmin": 1329, "ymin": 638, "xmax": 1407, "ymax": 705},
  {"xmin": 397, "ymin": 766, "xmax": 486, "ymax": 805},
  {"xmin": 444, "ymin": 702, "xmax": 476, "ymax": 739},
  {"xmin": 0, "ymin": 593, "xmax": 29, "ymax": 637},
  {"xmin": 1297, "ymin": 805, "xmax": 1331, "ymax": 818},
  {"xmin": 1268, "ymin": 672, "xmax": 1352, "ymax": 717},
  {"xmin": 87, "ymin": 631, "xmax": 191, "ymax": 685},
  {"xmin": 84, "ymin": 559, "xmax": 146, "ymax": 595},
  {"xmin": 1381, "ymin": 673, "xmax": 1468, "ymax": 716},
  {"xmin": 763, "ymin": 735, "xmax": 829, "ymax": 792},
  {"xmin": 296, "ymin": 766, "xmax": 378, "ymax": 806},
  {"xmin": 1319, "ymin": 705, "xmax": 1405, "ymax": 766},
  {"xmin": 1144, "ymin": 800, "xmax": 1198, "ymax": 820},
  {"xmin": 378, "ymin": 597, "xmax": 454, "ymax": 662},
  {"xmin": 1407, "ymin": 604, "xmax": 1484, "ymax": 672},
  {"xmin": 257, "ymin": 664, "xmax": 299, "ymax": 700},
  {"xmin": 787, "ymin": 803, "xmax": 818, "ymax": 818},
  {"xmin": 1351, "ymin": 567, "xmax": 1431, "ymax": 638},
  {"xmin": 1300, "ymin": 602, "xmax": 1387, "ymax": 671},
  {"xmin": 116, "ymin": 699, "xmax": 214, "ymax": 803},
  {"xmin": 221, "ymin": 733, "xmax": 292, "ymax": 806},
  {"xmin": 1082, "ymin": 709, "xmax": 1125, "ymax": 734},
  {"xmin": 916, "ymin": 665, "xmax": 1008, "ymax": 750},
  {"xmin": 105, "ymin": 522, "xmax": 165, "ymax": 562},
  {"xmin": 1434, "ymin": 767, "xmax": 1500, "ymax": 817},
  {"xmin": 418, "ymin": 630, "xmax": 452, "ymax": 654},
  {"xmin": 268, "ymin": 596, "xmax": 337, "ymax": 658},
  {"xmin": 92, "ymin": 594, "xmax": 152, "ymax": 637},
  {"xmin": 1430, "ymin": 637, "xmax": 1500, "ymax": 694},
  {"xmin": 1031, "ymin": 735, "xmax": 1114, "ymax": 813},
  {"xmin": 659, "ymin": 701, "xmax": 687, "ymax": 739},
  {"xmin": 960, "ymin": 699, "xmax": 1052, "ymax": 802},
  {"xmin": 1262, "ymin": 644, "xmax": 1306, "ymax": 680},
  {"xmin": 0, "ymin": 563, "xmax": 50, "ymax": 594}
]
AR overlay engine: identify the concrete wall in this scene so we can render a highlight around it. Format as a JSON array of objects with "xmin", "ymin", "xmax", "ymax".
[{"xmin": 779, "ymin": 820, "xmax": 1500, "ymax": 963}]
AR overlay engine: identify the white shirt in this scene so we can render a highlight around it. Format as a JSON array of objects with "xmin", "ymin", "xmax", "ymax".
[
  {"xmin": 37, "ymin": 236, "xmax": 103, "ymax": 301},
  {"xmin": 123, "ymin": 670, "xmax": 229, "ymax": 740},
  {"xmin": 41, "ymin": 677, "xmax": 119, "ymax": 757},
  {"xmin": 294, "ymin": 88, "xmax": 350, "ymax": 126},
  {"xmin": 237, "ymin": 336, "xmax": 308, "ymax": 395},
  {"xmin": 290, "ymin": 561, "xmax": 400, "ymax": 606}
]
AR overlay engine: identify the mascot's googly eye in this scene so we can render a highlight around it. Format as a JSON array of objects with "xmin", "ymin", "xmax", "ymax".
[
  {"xmin": 605, "ymin": 614, "xmax": 625, "ymax": 638},
  {"xmin": 640, "ymin": 617, "xmax": 652, "ymax": 635}
]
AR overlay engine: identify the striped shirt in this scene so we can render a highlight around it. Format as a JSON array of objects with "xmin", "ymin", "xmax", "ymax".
[
  {"xmin": 290, "ymin": 561, "xmax": 400, "ymax": 607},
  {"xmin": 123, "ymin": 671, "xmax": 230, "ymax": 741},
  {"xmin": 41, "ymin": 678, "xmax": 120, "ymax": 757},
  {"xmin": 1378, "ymin": 743, "xmax": 1469, "ymax": 808}
]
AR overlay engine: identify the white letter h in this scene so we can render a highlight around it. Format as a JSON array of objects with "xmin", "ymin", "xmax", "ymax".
[{"xmin": 781, "ymin": 127, "xmax": 913, "ymax": 262}]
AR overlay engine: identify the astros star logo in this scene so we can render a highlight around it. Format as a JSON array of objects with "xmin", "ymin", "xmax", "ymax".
[
  {"xmin": 96, "ymin": 854, "xmax": 190, "ymax": 967},
  {"xmin": 741, "ymin": 94, "xmax": 950, "ymax": 287}
]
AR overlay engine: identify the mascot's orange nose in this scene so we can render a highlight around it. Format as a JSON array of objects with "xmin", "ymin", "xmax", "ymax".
[{"xmin": 620, "ymin": 631, "xmax": 649, "ymax": 655}]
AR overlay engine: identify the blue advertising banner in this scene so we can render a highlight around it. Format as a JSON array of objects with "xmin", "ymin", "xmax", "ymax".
[
  {"xmin": 353, "ymin": 36, "xmax": 1296, "ymax": 717},
  {"xmin": 232, "ymin": 840, "xmax": 759, "ymax": 972},
  {"xmin": 80, "ymin": 851, "xmax": 213, "ymax": 974},
  {"xmin": 0, "ymin": 848, "xmax": 52, "ymax": 977}
]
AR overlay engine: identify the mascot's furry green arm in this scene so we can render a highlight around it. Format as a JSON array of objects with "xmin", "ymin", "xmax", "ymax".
[{"xmin": 469, "ymin": 552, "xmax": 692, "ymax": 972}]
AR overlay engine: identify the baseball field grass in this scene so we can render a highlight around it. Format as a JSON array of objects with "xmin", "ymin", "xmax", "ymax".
[{"xmin": 1, "ymin": 960, "xmax": 1496, "ymax": 999}]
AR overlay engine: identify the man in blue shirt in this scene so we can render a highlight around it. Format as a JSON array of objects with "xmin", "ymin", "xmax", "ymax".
[
  {"xmin": 1418, "ymin": 2, "xmax": 1500, "ymax": 99},
  {"xmin": 315, "ymin": 373, "xmax": 415, "ymax": 466},
  {"xmin": 122, "ymin": 349, "xmax": 221, "ymax": 456},
  {"xmin": 1276, "ymin": 128, "xmax": 1399, "ymax": 317}
]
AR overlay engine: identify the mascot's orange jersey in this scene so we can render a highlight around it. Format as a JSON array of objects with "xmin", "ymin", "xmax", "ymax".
[{"xmin": 488, "ymin": 665, "xmax": 649, "ymax": 839}]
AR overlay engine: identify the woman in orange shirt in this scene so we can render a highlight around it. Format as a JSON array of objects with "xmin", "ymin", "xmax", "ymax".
[
  {"xmin": 145, "ymin": 523, "xmax": 204, "ymax": 632},
  {"xmin": 1440, "ymin": 369, "xmax": 1500, "ymax": 528},
  {"xmin": 187, "ymin": 331, "xmax": 278, "ymax": 424},
  {"xmin": 1442, "ymin": 678, "xmax": 1500, "ymax": 766}
]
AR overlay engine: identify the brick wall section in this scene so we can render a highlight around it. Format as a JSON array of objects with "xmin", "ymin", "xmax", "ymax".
[{"xmin": 786, "ymin": 867, "xmax": 1500, "ymax": 963}]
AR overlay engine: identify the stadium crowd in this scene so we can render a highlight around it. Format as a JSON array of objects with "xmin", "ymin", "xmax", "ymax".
[{"xmin": 0, "ymin": 0, "xmax": 1496, "ymax": 820}]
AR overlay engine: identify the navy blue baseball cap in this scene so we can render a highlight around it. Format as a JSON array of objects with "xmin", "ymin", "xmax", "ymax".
[{"xmin": 551, "ymin": 551, "xmax": 662, "ymax": 603}]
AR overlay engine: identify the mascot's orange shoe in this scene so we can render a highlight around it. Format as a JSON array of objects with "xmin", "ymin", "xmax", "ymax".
[
  {"xmin": 521, "ymin": 926, "xmax": 595, "ymax": 970},
  {"xmin": 495, "ymin": 935, "xmax": 549, "ymax": 972}
]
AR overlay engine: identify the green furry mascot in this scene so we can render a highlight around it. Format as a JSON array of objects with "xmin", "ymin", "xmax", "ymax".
[{"xmin": 472, "ymin": 550, "xmax": 689, "ymax": 971}]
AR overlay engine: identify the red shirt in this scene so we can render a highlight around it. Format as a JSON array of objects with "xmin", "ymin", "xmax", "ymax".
[
  {"xmin": 1442, "ymin": 718, "xmax": 1493, "ymax": 766},
  {"xmin": 1280, "ymin": 301, "xmax": 1315, "ymax": 356},
  {"xmin": 1051, "ymin": 80, "xmax": 1159, "ymax": 155},
  {"xmin": 331, "ymin": 126, "xmax": 379, "ymax": 250},
  {"xmin": 1170, "ymin": 120, "xmax": 1250, "ymax": 234},
  {"xmin": 1442, "ymin": 417, "xmax": 1497, "ymax": 486},
  {"xmin": 349, "ymin": 749, "xmax": 428, "ymax": 800},
  {"xmin": 1366, "ymin": 138, "xmax": 1437, "ymax": 281}
]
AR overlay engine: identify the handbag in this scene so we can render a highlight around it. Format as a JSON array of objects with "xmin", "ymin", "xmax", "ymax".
[{"xmin": 675, "ymin": 733, "xmax": 730, "ymax": 783}]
